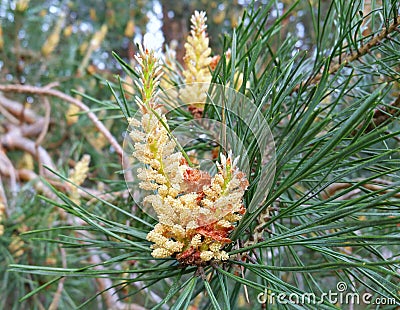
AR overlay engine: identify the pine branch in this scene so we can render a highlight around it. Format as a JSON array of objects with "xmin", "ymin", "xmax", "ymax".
[
  {"xmin": 293, "ymin": 15, "xmax": 400, "ymax": 93},
  {"xmin": 3, "ymin": 3, "xmax": 399, "ymax": 308}
]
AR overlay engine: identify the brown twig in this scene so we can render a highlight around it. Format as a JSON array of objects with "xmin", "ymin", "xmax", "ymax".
[
  {"xmin": 0, "ymin": 147, "xmax": 18, "ymax": 194},
  {"xmin": 1, "ymin": 130, "xmax": 55, "ymax": 172},
  {"xmin": 43, "ymin": 81, "xmax": 60, "ymax": 90},
  {"xmin": 321, "ymin": 181, "xmax": 400, "ymax": 200},
  {"xmin": 337, "ymin": 189, "xmax": 362, "ymax": 200},
  {"xmin": 0, "ymin": 84, "xmax": 124, "ymax": 159},
  {"xmin": 85, "ymin": 189, "xmax": 130, "ymax": 205},
  {"xmin": 35, "ymin": 96, "xmax": 51, "ymax": 176},
  {"xmin": 0, "ymin": 94, "xmax": 38, "ymax": 123},
  {"xmin": 0, "ymin": 103, "xmax": 20, "ymax": 124},
  {"xmin": 365, "ymin": 93, "xmax": 400, "ymax": 132},
  {"xmin": 48, "ymin": 247, "xmax": 67, "ymax": 310},
  {"xmin": 244, "ymin": 205, "xmax": 276, "ymax": 248},
  {"xmin": 35, "ymin": 96, "xmax": 51, "ymax": 147},
  {"xmin": 20, "ymin": 120, "xmax": 46, "ymax": 138},
  {"xmin": 0, "ymin": 173, "xmax": 8, "ymax": 212}
]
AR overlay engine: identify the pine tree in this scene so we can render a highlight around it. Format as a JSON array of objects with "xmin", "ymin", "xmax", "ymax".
[{"xmin": 1, "ymin": 1, "xmax": 399, "ymax": 309}]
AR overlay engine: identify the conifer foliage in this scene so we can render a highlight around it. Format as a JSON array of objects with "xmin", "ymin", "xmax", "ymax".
[{"xmin": 0, "ymin": 1, "xmax": 399, "ymax": 309}]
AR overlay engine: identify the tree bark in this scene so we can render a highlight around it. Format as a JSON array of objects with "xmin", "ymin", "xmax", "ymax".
[{"xmin": 161, "ymin": 0, "xmax": 190, "ymax": 65}]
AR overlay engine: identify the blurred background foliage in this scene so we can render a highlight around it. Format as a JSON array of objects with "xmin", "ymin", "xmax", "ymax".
[{"xmin": 0, "ymin": 0, "xmax": 255, "ymax": 173}]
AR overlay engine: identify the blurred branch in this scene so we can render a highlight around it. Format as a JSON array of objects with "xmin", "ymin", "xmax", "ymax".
[
  {"xmin": 0, "ymin": 103, "xmax": 20, "ymax": 124},
  {"xmin": 1, "ymin": 129, "xmax": 56, "ymax": 172},
  {"xmin": 48, "ymin": 247, "xmax": 67, "ymax": 310},
  {"xmin": 85, "ymin": 189, "xmax": 129, "ymax": 205},
  {"xmin": 20, "ymin": 120, "xmax": 47, "ymax": 138},
  {"xmin": 35, "ymin": 96, "xmax": 51, "ymax": 177},
  {"xmin": 0, "ymin": 173, "xmax": 8, "ymax": 212},
  {"xmin": 14, "ymin": 169, "xmax": 58, "ymax": 201},
  {"xmin": 366, "ymin": 93, "xmax": 400, "ymax": 132},
  {"xmin": 0, "ymin": 84, "xmax": 123, "ymax": 159},
  {"xmin": 350, "ymin": 93, "xmax": 400, "ymax": 136},
  {"xmin": 0, "ymin": 147, "xmax": 17, "ymax": 195},
  {"xmin": 0, "ymin": 94, "xmax": 38, "ymax": 123},
  {"xmin": 321, "ymin": 179, "xmax": 400, "ymax": 200},
  {"xmin": 10, "ymin": 47, "xmax": 41, "ymax": 61}
]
